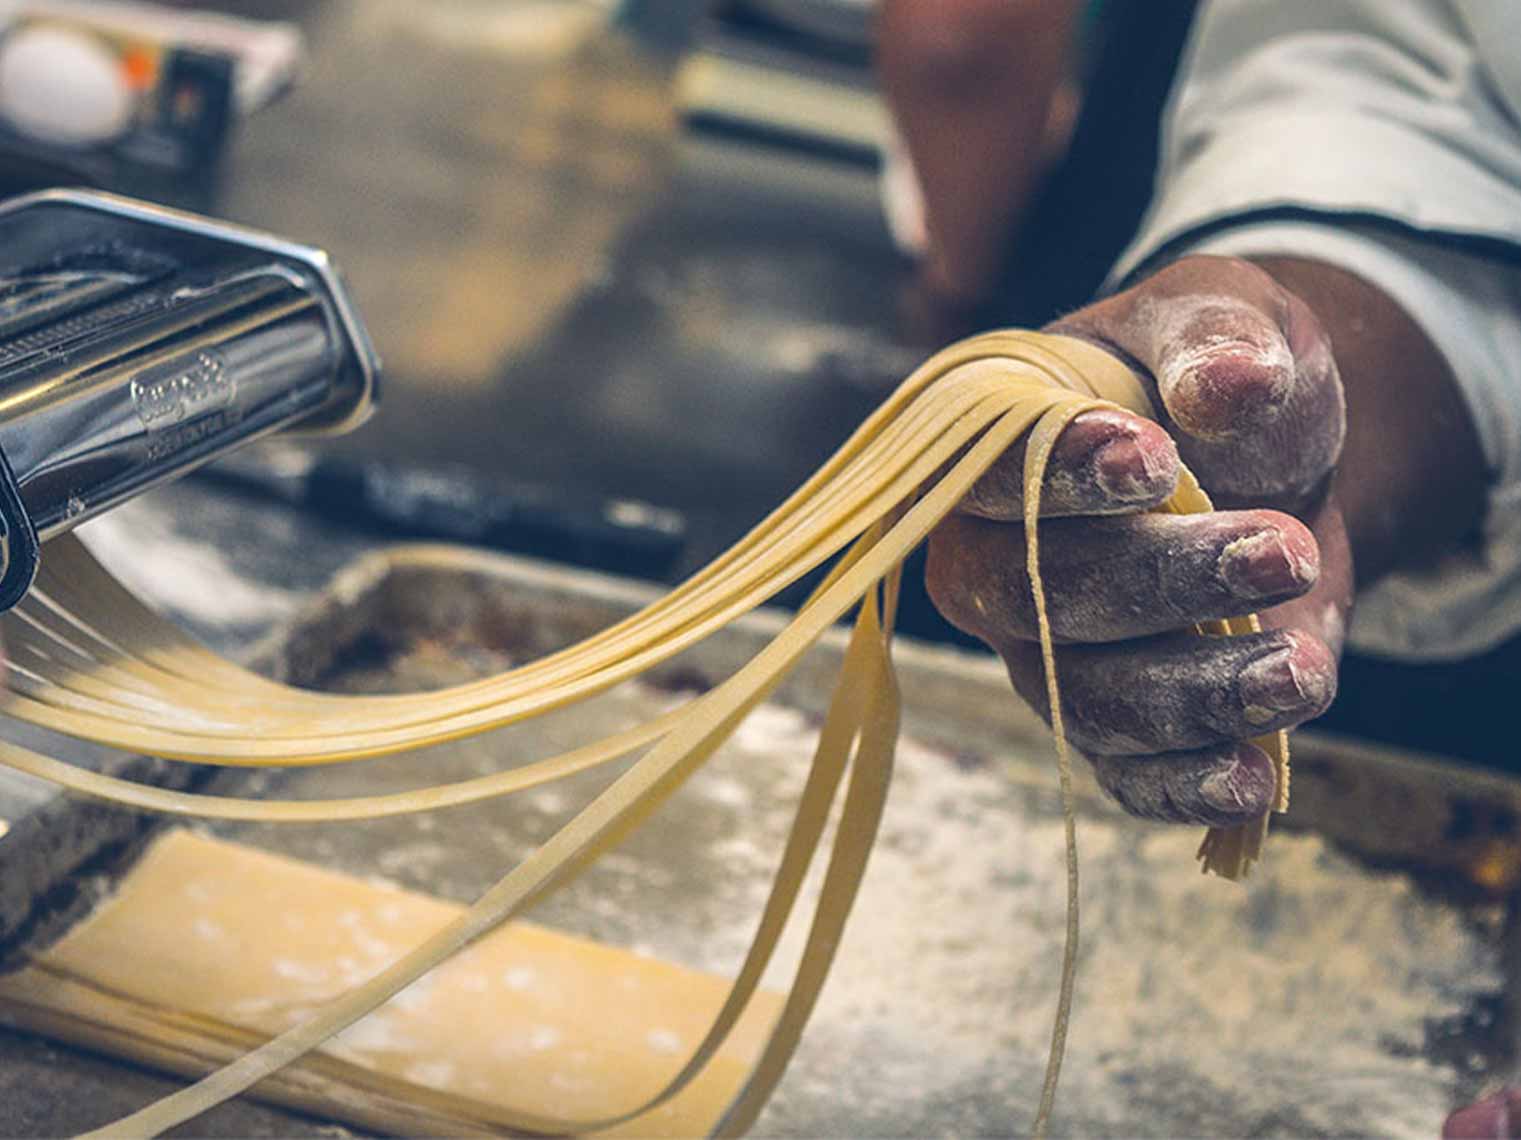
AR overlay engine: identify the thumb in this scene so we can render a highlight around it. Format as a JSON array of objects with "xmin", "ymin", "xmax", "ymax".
[{"xmin": 1050, "ymin": 256, "xmax": 1345, "ymax": 508}]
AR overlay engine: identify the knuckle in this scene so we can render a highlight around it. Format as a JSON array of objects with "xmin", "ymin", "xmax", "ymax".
[
  {"xmin": 1058, "ymin": 686, "xmax": 1148, "ymax": 755},
  {"xmin": 999, "ymin": 641, "xmax": 1052, "ymax": 721},
  {"xmin": 924, "ymin": 528, "xmax": 977, "ymax": 634},
  {"xmin": 925, "ymin": 522, "xmax": 1027, "ymax": 644},
  {"xmin": 1089, "ymin": 754, "xmax": 1173, "ymax": 821},
  {"xmin": 959, "ymin": 453, "xmax": 1026, "ymax": 520}
]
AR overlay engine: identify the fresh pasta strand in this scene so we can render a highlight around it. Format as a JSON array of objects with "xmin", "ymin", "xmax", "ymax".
[
  {"xmin": 0, "ymin": 331, "xmax": 1288, "ymax": 1137},
  {"xmin": 0, "ymin": 374, "xmax": 1003, "ymax": 756}
]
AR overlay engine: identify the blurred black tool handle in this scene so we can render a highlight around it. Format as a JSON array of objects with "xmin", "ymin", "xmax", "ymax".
[{"xmin": 198, "ymin": 451, "xmax": 687, "ymax": 582}]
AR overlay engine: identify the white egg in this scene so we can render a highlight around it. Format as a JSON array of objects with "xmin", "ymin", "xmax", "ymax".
[{"xmin": 0, "ymin": 24, "xmax": 136, "ymax": 146}]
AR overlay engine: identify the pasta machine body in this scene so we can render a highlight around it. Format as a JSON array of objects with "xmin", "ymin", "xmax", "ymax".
[{"xmin": 0, "ymin": 188, "xmax": 379, "ymax": 611}]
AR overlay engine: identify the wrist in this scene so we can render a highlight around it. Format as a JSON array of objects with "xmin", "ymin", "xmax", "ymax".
[{"xmin": 1246, "ymin": 255, "xmax": 1486, "ymax": 587}]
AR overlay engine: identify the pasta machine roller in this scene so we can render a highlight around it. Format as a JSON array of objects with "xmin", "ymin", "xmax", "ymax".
[{"xmin": 0, "ymin": 188, "xmax": 379, "ymax": 612}]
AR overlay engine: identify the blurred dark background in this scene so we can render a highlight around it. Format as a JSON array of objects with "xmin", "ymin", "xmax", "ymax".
[{"xmin": 0, "ymin": 0, "xmax": 1490, "ymax": 766}]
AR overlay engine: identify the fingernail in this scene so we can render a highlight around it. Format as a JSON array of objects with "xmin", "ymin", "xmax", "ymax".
[
  {"xmin": 1198, "ymin": 750, "xmax": 1274, "ymax": 822},
  {"xmin": 1217, "ymin": 528, "xmax": 1310, "ymax": 599},
  {"xmin": 1238, "ymin": 649, "xmax": 1306, "ymax": 724},
  {"xmin": 1159, "ymin": 335, "xmax": 1295, "ymax": 440},
  {"xmin": 1092, "ymin": 434, "xmax": 1170, "ymax": 502}
]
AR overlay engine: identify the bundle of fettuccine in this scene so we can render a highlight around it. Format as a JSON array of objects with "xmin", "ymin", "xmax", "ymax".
[{"xmin": 0, "ymin": 331, "xmax": 1287, "ymax": 1138}]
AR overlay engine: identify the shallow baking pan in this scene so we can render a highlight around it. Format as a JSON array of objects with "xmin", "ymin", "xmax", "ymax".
[{"xmin": 1, "ymin": 545, "xmax": 1518, "ymax": 1138}]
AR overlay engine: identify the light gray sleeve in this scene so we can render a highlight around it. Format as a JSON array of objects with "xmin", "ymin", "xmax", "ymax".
[
  {"xmin": 1107, "ymin": 1, "xmax": 1521, "ymax": 661},
  {"xmin": 1184, "ymin": 222, "xmax": 1521, "ymax": 662},
  {"xmin": 1111, "ymin": 0, "xmax": 1521, "ymax": 285}
]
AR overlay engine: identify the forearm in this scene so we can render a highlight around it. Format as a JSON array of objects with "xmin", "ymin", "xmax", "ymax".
[
  {"xmin": 1248, "ymin": 256, "xmax": 1487, "ymax": 587},
  {"xmin": 877, "ymin": 0, "xmax": 1081, "ymax": 302}
]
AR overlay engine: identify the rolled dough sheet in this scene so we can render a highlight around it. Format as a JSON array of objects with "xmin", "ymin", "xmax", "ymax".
[{"xmin": 0, "ymin": 828, "xmax": 785, "ymax": 1137}]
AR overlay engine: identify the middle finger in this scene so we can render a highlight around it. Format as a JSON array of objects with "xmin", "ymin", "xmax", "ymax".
[
  {"xmin": 999, "ymin": 628, "xmax": 1337, "ymax": 756},
  {"xmin": 926, "ymin": 508, "xmax": 1319, "ymax": 645}
]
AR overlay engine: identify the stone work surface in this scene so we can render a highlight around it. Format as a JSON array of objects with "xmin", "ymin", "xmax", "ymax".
[
  {"xmin": 0, "ymin": 486, "xmax": 1515, "ymax": 1137},
  {"xmin": 0, "ymin": 0, "xmax": 1503, "ymax": 1131},
  {"xmin": 254, "ymin": 666, "xmax": 1507, "ymax": 1140},
  {"xmin": 25, "ymin": 578, "xmax": 1519, "ymax": 1137}
]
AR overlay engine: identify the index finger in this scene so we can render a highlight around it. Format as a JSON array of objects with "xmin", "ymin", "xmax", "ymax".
[
  {"xmin": 1050, "ymin": 256, "xmax": 1346, "ymax": 509},
  {"xmin": 959, "ymin": 406, "xmax": 1180, "ymax": 520}
]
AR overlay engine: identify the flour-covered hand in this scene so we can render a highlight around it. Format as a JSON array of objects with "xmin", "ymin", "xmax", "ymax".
[{"xmin": 927, "ymin": 257, "xmax": 1351, "ymax": 826}]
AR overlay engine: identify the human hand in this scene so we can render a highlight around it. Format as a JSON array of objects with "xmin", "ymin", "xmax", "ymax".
[
  {"xmin": 1444, "ymin": 1086, "xmax": 1521, "ymax": 1138},
  {"xmin": 926, "ymin": 256, "xmax": 1351, "ymax": 826}
]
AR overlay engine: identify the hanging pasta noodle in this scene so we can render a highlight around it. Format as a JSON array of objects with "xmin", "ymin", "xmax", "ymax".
[{"xmin": 0, "ymin": 330, "xmax": 1288, "ymax": 1139}]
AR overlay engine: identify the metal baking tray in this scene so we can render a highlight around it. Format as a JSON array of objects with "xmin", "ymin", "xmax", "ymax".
[{"xmin": 2, "ymin": 545, "xmax": 1518, "ymax": 1137}]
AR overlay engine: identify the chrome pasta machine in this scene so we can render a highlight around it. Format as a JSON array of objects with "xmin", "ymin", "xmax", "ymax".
[{"xmin": 0, "ymin": 189, "xmax": 378, "ymax": 611}]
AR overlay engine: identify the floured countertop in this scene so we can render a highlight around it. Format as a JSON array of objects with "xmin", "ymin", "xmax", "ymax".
[
  {"xmin": 199, "ymin": 620, "xmax": 1506, "ymax": 1139},
  {"xmin": 0, "ymin": 484, "xmax": 1514, "ymax": 1138}
]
